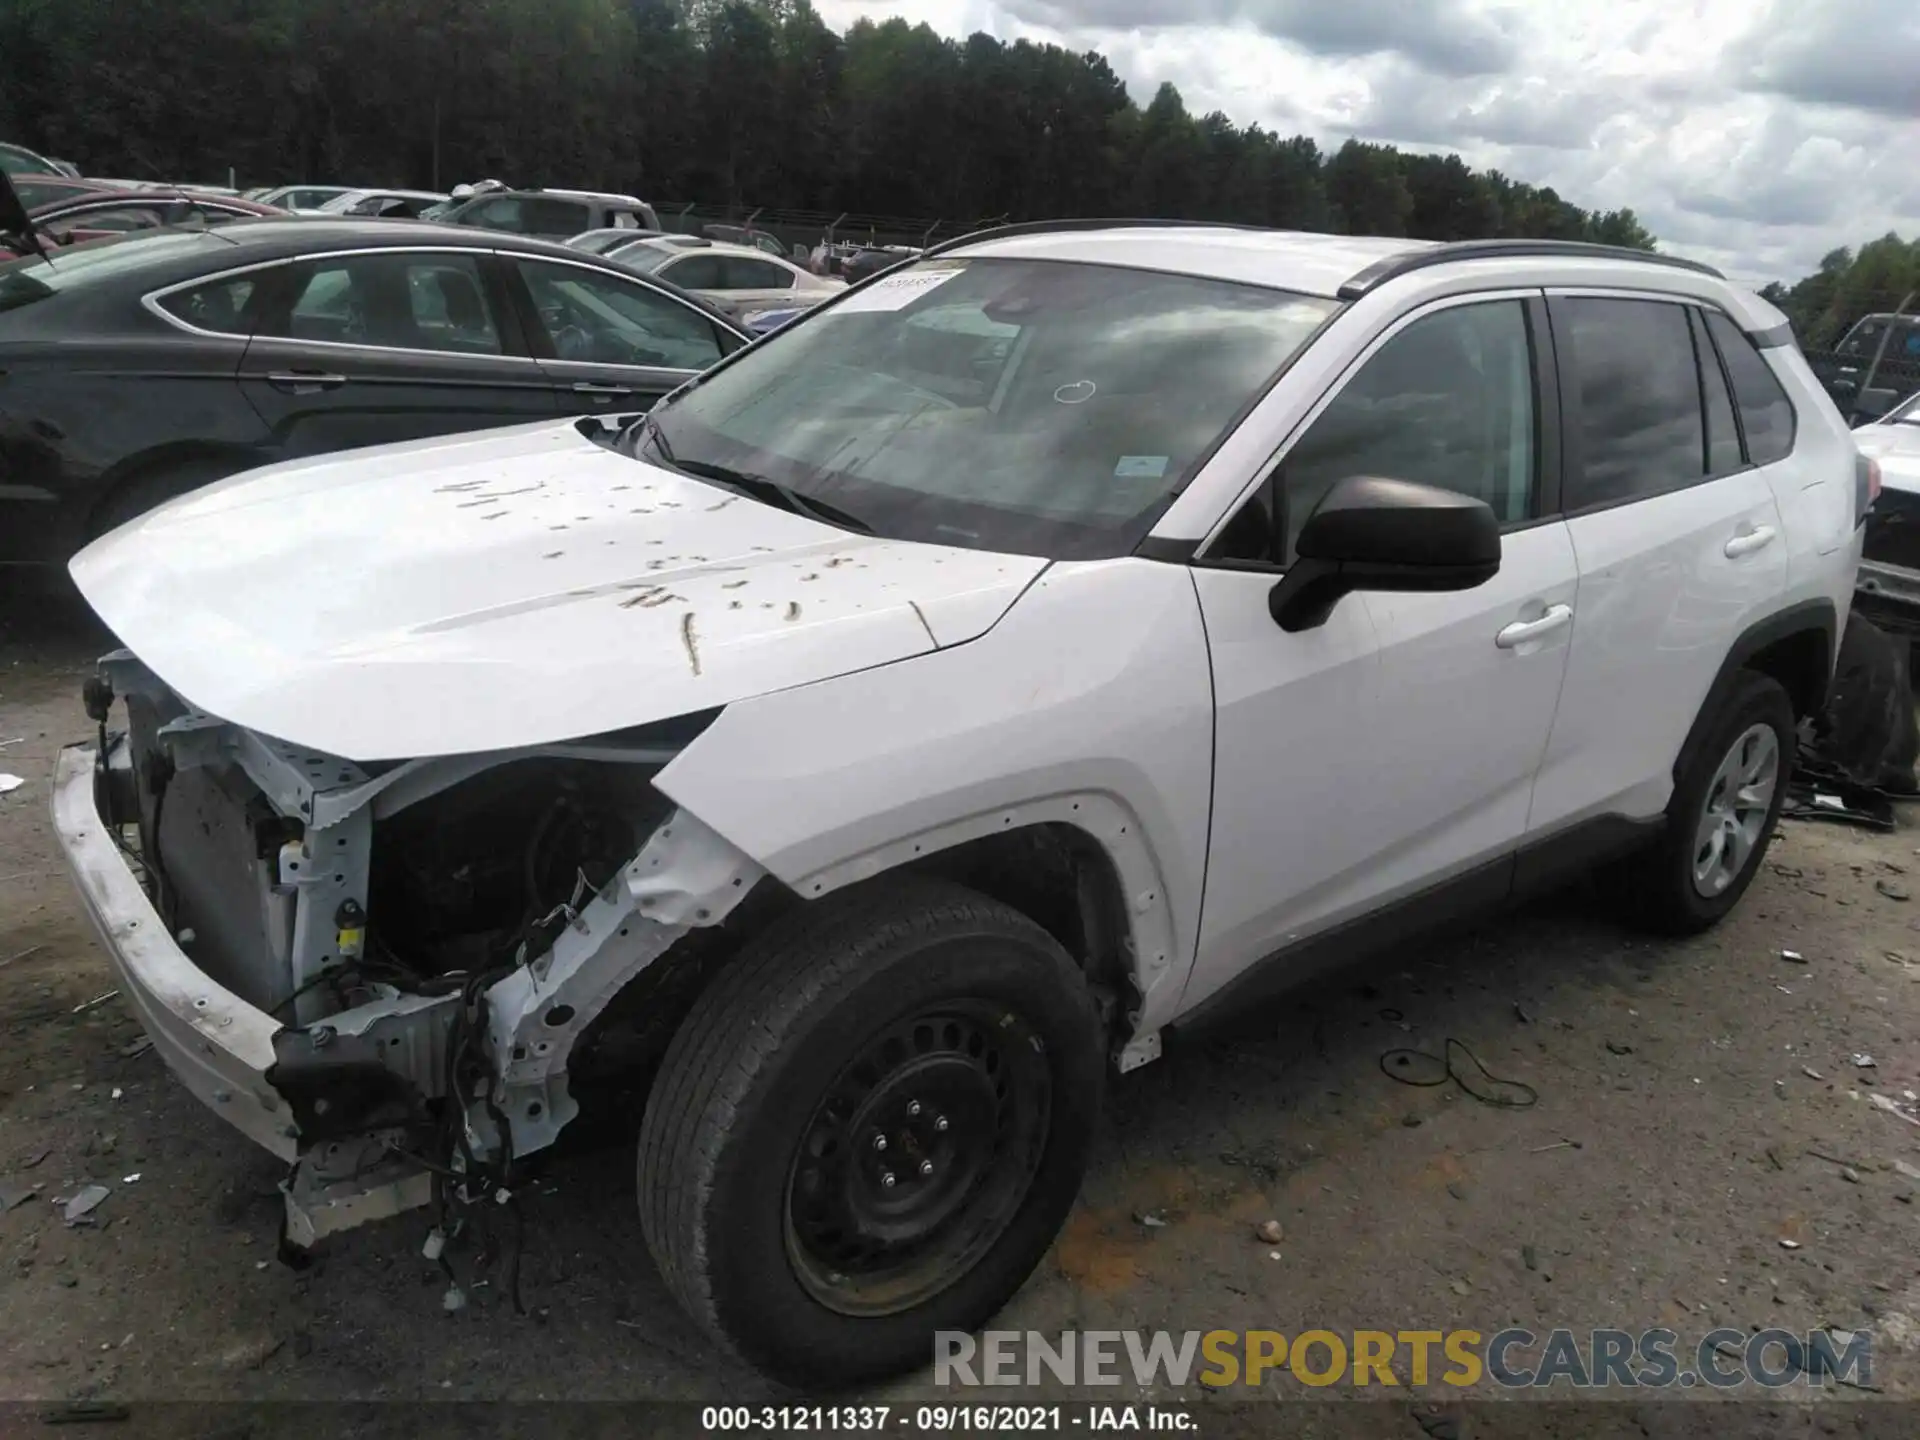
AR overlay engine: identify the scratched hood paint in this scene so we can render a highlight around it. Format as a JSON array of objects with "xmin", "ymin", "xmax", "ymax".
[{"xmin": 70, "ymin": 419, "xmax": 1048, "ymax": 761}]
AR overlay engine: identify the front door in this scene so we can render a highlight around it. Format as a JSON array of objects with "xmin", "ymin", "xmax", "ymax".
[
  {"xmin": 507, "ymin": 256, "xmax": 736, "ymax": 415},
  {"xmin": 1181, "ymin": 294, "xmax": 1578, "ymax": 1012},
  {"xmin": 238, "ymin": 249, "xmax": 557, "ymax": 459}
]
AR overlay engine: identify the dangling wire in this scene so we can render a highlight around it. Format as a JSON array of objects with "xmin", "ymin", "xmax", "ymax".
[{"xmin": 1380, "ymin": 1037, "xmax": 1538, "ymax": 1109}]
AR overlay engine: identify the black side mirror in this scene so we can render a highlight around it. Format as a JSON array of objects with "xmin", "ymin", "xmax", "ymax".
[{"xmin": 1269, "ymin": 475, "xmax": 1500, "ymax": 632}]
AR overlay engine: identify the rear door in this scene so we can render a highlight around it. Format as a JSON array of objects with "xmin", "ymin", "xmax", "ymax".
[
  {"xmin": 1527, "ymin": 294, "xmax": 1789, "ymax": 834},
  {"xmin": 237, "ymin": 248, "xmax": 557, "ymax": 459},
  {"xmin": 505, "ymin": 255, "xmax": 739, "ymax": 414}
]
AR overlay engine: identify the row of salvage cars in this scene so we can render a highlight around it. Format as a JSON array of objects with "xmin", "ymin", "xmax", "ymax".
[{"xmin": 7, "ymin": 183, "xmax": 1888, "ymax": 1386}]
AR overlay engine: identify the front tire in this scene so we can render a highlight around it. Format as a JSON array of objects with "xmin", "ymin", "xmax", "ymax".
[
  {"xmin": 637, "ymin": 878, "xmax": 1104, "ymax": 1388},
  {"xmin": 1627, "ymin": 668, "xmax": 1795, "ymax": 934}
]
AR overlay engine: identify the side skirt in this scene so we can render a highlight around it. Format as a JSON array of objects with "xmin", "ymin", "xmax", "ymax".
[{"xmin": 1170, "ymin": 813, "xmax": 1664, "ymax": 1041}]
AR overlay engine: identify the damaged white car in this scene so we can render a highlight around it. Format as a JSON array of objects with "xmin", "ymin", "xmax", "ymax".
[{"xmin": 55, "ymin": 223, "xmax": 1862, "ymax": 1386}]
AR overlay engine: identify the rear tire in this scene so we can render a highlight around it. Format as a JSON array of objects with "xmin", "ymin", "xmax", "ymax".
[
  {"xmin": 1625, "ymin": 669, "xmax": 1795, "ymax": 935},
  {"xmin": 637, "ymin": 877, "xmax": 1104, "ymax": 1388}
]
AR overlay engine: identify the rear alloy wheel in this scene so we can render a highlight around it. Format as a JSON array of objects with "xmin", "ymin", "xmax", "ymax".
[
  {"xmin": 1626, "ymin": 668, "xmax": 1795, "ymax": 934},
  {"xmin": 637, "ymin": 877, "xmax": 1103, "ymax": 1387},
  {"xmin": 1689, "ymin": 723, "xmax": 1780, "ymax": 899}
]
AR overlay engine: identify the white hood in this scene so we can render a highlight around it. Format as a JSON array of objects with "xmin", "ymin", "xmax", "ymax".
[
  {"xmin": 71, "ymin": 420, "xmax": 1048, "ymax": 761},
  {"xmin": 1856, "ymin": 416, "xmax": 1920, "ymax": 495}
]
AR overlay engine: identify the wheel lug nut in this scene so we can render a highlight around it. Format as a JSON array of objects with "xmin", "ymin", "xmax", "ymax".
[
  {"xmin": 934, "ymin": 1116, "xmax": 949, "ymax": 1132},
  {"xmin": 881, "ymin": 1171, "xmax": 896, "ymax": 1188},
  {"xmin": 907, "ymin": 1100, "xmax": 922, "ymax": 1117},
  {"xmin": 919, "ymin": 1160, "xmax": 934, "ymax": 1177},
  {"xmin": 872, "ymin": 1135, "xmax": 887, "ymax": 1152}
]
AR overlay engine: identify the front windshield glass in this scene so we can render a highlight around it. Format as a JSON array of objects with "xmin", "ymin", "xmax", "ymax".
[
  {"xmin": 1887, "ymin": 390, "xmax": 1920, "ymax": 425},
  {"xmin": 639, "ymin": 257, "xmax": 1336, "ymax": 558}
]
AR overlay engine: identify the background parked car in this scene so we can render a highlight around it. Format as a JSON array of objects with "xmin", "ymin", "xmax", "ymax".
[
  {"xmin": 606, "ymin": 236, "xmax": 844, "ymax": 320},
  {"xmin": 8, "ymin": 174, "xmax": 113, "ymax": 210},
  {"xmin": 564, "ymin": 227, "xmax": 670, "ymax": 254},
  {"xmin": 313, "ymin": 188, "xmax": 449, "ymax": 219},
  {"xmin": 700, "ymin": 223, "xmax": 791, "ymax": 257},
  {"xmin": 0, "ymin": 218, "xmax": 749, "ymax": 572},
  {"xmin": 252, "ymin": 184, "xmax": 358, "ymax": 211},
  {"xmin": 0, "ymin": 141, "xmax": 77, "ymax": 177},
  {"xmin": 435, "ymin": 188, "xmax": 660, "ymax": 237},
  {"xmin": 0, "ymin": 189, "xmax": 282, "ymax": 259}
]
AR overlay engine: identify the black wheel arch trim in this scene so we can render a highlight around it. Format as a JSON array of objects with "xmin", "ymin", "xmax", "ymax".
[{"xmin": 1672, "ymin": 598, "xmax": 1836, "ymax": 786}]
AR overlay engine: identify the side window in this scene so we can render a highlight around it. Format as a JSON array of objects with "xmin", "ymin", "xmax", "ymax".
[
  {"xmin": 523, "ymin": 200, "xmax": 591, "ymax": 236},
  {"xmin": 1561, "ymin": 297, "xmax": 1703, "ymax": 510},
  {"xmin": 261, "ymin": 253, "xmax": 504, "ymax": 355},
  {"xmin": 402, "ymin": 257, "xmax": 503, "ymax": 354},
  {"xmin": 1257, "ymin": 300, "xmax": 1537, "ymax": 562},
  {"xmin": 719, "ymin": 257, "xmax": 795, "ymax": 291},
  {"xmin": 1691, "ymin": 309, "xmax": 1744, "ymax": 477},
  {"xmin": 1704, "ymin": 311, "xmax": 1796, "ymax": 467},
  {"xmin": 465, "ymin": 197, "xmax": 525, "ymax": 231},
  {"xmin": 45, "ymin": 205, "xmax": 165, "ymax": 240},
  {"xmin": 516, "ymin": 260, "xmax": 726, "ymax": 370},
  {"xmin": 659, "ymin": 255, "xmax": 725, "ymax": 290},
  {"xmin": 155, "ymin": 275, "xmax": 259, "ymax": 335}
]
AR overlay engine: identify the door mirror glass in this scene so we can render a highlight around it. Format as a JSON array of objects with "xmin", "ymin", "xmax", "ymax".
[{"xmin": 1269, "ymin": 474, "xmax": 1501, "ymax": 632}]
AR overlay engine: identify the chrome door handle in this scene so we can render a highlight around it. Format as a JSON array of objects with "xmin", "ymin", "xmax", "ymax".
[
  {"xmin": 1496, "ymin": 604, "xmax": 1573, "ymax": 650},
  {"xmin": 266, "ymin": 370, "xmax": 347, "ymax": 394},
  {"xmin": 572, "ymin": 380, "xmax": 634, "ymax": 398},
  {"xmin": 1725, "ymin": 526, "xmax": 1778, "ymax": 559}
]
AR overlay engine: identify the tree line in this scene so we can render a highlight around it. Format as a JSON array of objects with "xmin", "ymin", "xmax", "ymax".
[
  {"xmin": 1759, "ymin": 235, "xmax": 1920, "ymax": 350},
  {"xmin": 1, "ymin": 0, "xmax": 1659, "ymax": 250}
]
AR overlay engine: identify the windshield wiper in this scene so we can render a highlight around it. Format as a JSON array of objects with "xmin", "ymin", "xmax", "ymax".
[{"xmin": 637, "ymin": 417, "xmax": 874, "ymax": 535}]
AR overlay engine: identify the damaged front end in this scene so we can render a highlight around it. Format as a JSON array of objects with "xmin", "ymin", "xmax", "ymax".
[{"xmin": 53, "ymin": 650, "xmax": 766, "ymax": 1255}]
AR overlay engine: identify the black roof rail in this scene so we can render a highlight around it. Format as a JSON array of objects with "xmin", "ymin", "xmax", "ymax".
[
  {"xmin": 1338, "ymin": 239, "xmax": 1724, "ymax": 300},
  {"xmin": 919, "ymin": 216, "xmax": 1271, "ymax": 262}
]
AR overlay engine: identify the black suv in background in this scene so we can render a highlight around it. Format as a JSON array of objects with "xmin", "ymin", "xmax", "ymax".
[{"xmin": 0, "ymin": 219, "xmax": 745, "ymax": 573}]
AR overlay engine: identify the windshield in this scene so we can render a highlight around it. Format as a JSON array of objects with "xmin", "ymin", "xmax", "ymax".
[
  {"xmin": 1886, "ymin": 390, "xmax": 1920, "ymax": 425},
  {"xmin": 637, "ymin": 257, "xmax": 1335, "ymax": 558}
]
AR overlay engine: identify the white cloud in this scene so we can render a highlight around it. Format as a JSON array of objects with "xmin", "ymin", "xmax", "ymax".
[{"xmin": 816, "ymin": 0, "xmax": 1920, "ymax": 285}]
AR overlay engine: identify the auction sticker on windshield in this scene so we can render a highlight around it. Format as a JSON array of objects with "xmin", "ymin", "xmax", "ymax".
[{"xmin": 834, "ymin": 261, "xmax": 967, "ymax": 314}]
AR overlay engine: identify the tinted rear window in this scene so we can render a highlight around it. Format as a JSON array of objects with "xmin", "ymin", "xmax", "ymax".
[
  {"xmin": 1561, "ymin": 297, "xmax": 1705, "ymax": 509},
  {"xmin": 1704, "ymin": 310, "xmax": 1796, "ymax": 466}
]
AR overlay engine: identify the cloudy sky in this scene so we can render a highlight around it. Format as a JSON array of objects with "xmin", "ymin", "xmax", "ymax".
[{"xmin": 814, "ymin": 0, "xmax": 1919, "ymax": 287}]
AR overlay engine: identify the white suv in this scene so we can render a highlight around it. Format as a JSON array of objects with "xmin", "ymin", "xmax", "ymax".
[{"xmin": 53, "ymin": 223, "xmax": 1865, "ymax": 1387}]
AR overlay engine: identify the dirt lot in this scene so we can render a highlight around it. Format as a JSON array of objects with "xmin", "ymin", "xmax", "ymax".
[{"xmin": 2, "ymin": 590, "xmax": 1919, "ymax": 1432}]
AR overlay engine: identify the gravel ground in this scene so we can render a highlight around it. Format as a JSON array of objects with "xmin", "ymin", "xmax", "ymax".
[{"xmin": 2, "ymin": 589, "xmax": 1919, "ymax": 1435}]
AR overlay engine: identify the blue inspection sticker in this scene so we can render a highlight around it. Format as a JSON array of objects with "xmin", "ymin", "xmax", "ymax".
[{"xmin": 1114, "ymin": 455, "xmax": 1169, "ymax": 479}]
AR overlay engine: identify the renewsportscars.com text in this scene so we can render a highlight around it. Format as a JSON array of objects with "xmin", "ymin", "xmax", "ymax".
[{"xmin": 934, "ymin": 1328, "xmax": 1870, "ymax": 1390}]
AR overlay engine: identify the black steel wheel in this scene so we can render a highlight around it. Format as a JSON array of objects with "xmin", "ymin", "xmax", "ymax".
[
  {"xmin": 784, "ymin": 1001, "xmax": 1052, "ymax": 1316},
  {"xmin": 637, "ymin": 877, "xmax": 1104, "ymax": 1388}
]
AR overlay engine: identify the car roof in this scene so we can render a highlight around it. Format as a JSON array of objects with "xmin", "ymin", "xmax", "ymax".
[
  {"xmin": 31, "ymin": 187, "xmax": 281, "ymax": 216},
  {"xmin": 488, "ymin": 189, "xmax": 646, "ymax": 207},
  {"xmin": 643, "ymin": 237, "xmax": 788, "ymax": 263},
  {"xmin": 532, "ymin": 188, "xmax": 647, "ymax": 205},
  {"xmin": 1, "ymin": 218, "xmax": 752, "ymax": 335},
  {"xmin": 124, "ymin": 216, "xmax": 641, "ymax": 262},
  {"xmin": 946, "ymin": 223, "xmax": 1783, "ymax": 333}
]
